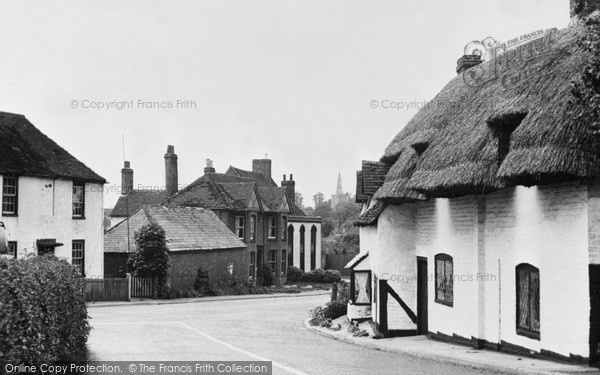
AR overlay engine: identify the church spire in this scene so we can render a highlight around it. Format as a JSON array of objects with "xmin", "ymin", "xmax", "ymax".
[{"xmin": 336, "ymin": 171, "xmax": 344, "ymax": 195}]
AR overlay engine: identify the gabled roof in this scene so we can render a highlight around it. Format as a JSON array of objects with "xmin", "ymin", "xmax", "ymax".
[
  {"xmin": 104, "ymin": 205, "xmax": 246, "ymax": 253},
  {"xmin": 0, "ymin": 112, "xmax": 105, "ymax": 183},
  {"xmin": 345, "ymin": 252, "xmax": 369, "ymax": 270},
  {"xmin": 361, "ymin": 161, "xmax": 390, "ymax": 195},
  {"xmin": 354, "ymin": 201, "xmax": 387, "ymax": 227},
  {"xmin": 111, "ymin": 190, "xmax": 169, "ymax": 217},
  {"xmin": 377, "ymin": 26, "xmax": 600, "ymax": 199},
  {"xmin": 225, "ymin": 166, "xmax": 278, "ymax": 187},
  {"xmin": 257, "ymin": 187, "xmax": 290, "ymax": 212}
]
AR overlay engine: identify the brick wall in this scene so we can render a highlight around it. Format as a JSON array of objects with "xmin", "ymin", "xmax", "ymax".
[{"xmin": 169, "ymin": 248, "xmax": 247, "ymax": 293}]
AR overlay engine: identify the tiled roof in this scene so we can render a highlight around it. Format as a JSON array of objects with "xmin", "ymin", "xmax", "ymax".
[
  {"xmin": 354, "ymin": 201, "xmax": 387, "ymax": 227},
  {"xmin": 257, "ymin": 187, "xmax": 290, "ymax": 212},
  {"xmin": 104, "ymin": 205, "xmax": 246, "ymax": 253},
  {"xmin": 225, "ymin": 166, "xmax": 278, "ymax": 187},
  {"xmin": 289, "ymin": 202, "xmax": 307, "ymax": 216},
  {"xmin": 355, "ymin": 171, "xmax": 368, "ymax": 203},
  {"xmin": 361, "ymin": 161, "xmax": 390, "ymax": 195},
  {"xmin": 0, "ymin": 112, "xmax": 105, "ymax": 183},
  {"xmin": 111, "ymin": 190, "xmax": 169, "ymax": 217}
]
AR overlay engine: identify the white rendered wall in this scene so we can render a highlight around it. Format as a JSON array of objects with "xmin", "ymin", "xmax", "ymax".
[{"xmin": 0, "ymin": 175, "xmax": 104, "ymax": 277}]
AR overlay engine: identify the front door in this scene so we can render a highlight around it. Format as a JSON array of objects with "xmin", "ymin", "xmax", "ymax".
[
  {"xmin": 417, "ymin": 257, "xmax": 428, "ymax": 335},
  {"xmin": 257, "ymin": 245, "xmax": 265, "ymax": 269}
]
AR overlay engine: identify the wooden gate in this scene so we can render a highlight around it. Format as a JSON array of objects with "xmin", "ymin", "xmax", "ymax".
[{"xmin": 131, "ymin": 276, "xmax": 157, "ymax": 298}]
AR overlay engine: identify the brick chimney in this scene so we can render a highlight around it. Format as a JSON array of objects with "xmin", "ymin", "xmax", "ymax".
[
  {"xmin": 164, "ymin": 145, "xmax": 178, "ymax": 197},
  {"xmin": 456, "ymin": 54, "xmax": 483, "ymax": 75},
  {"xmin": 204, "ymin": 159, "xmax": 215, "ymax": 174},
  {"xmin": 252, "ymin": 155, "xmax": 271, "ymax": 177},
  {"xmin": 571, "ymin": 0, "xmax": 600, "ymax": 18},
  {"xmin": 281, "ymin": 174, "xmax": 296, "ymax": 204},
  {"xmin": 121, "ymin": 161, "xmax": 133, "ymax": 196}
]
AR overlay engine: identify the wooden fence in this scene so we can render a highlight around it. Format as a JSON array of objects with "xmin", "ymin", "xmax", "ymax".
[
  {"xmin": 84, "ymin": 275, "xmax": 157, "ymax": 301},
  {"xmin": 85, "ymin": 276, "xmax": 130, "ymax": 302}
]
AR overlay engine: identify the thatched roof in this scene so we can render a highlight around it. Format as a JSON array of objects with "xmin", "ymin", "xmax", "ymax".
[
  {"xmin": 354, "ymin": 202, "xmax": 387, "ymax": 227},
  {"xmin": 378, "ymin": 26, "xmax": 600, "ymax": 199}
]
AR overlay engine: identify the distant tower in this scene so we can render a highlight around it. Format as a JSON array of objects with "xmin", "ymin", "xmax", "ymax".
[
  {"xmin": 331, "ymin": 171, "xmax": 350, "ymax": 208},
  {"xmin": 336, "ymin": 171, "xmax": 344, "ymax": 196}
]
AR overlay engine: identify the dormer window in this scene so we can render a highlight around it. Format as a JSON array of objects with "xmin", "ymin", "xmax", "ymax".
[
  {"xmin": 488, "ymin": 112, "xmax": 527, "ymax": 166},
  {"xmin": 411, "ymin": 142, "xmax": 429, "ymax": 157}
]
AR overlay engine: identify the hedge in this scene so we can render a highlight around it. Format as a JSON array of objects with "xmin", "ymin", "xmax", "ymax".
[{"xmin": 0, "ymin": 255, "xmax": 90, "ymax": 363}]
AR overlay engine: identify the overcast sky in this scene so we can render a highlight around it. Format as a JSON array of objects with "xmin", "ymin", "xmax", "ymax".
[{"xmin": 0, "ymin": 0, "xmax": 570, "ymax": 208}]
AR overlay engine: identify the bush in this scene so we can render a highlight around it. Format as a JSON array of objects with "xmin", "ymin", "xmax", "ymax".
[
  {"xmin": 0, "ymin": 256, "xmax": 90, "ymax": 363},
  {"xmin": 193, "ymin": 267, "xmax": 217, "ymax": 296},
  {"xmin": 257, "ymin": 266, "xmax": 274, "ymax": 286},
  {"xmin": 309, "ymin": 300, "xmax": 348, "ymax": 324},
  {"xmin": 303, "ymin": 268, "xmax": 326, "ymax": 283},
  {"xmin": 286, "ymin": 266, "xmax": 304, "ymax": 282},
  {"xmin": 322, "ymin": 269, "xmax": 342, "ymax": 283}
]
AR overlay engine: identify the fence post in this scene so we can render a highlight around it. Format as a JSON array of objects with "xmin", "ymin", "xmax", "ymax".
[
  {"xmin": 126, "ymin": 273, "xmax": 132, "ymax": 301},
  {"xmin": 331, "ymin": 282, "xmax": 338, "ymax": 302}
]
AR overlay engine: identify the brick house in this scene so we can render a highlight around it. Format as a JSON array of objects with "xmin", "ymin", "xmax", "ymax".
[
  {"xmin": 104, "ymin": 205, "xmax": 246, "ymax": 292},
  {"xmin": 0, "ymin": 112, "xmax": 106, "ymax": 276},
  {"xmin": 354, "ymin": 6, "xmax": 600, "ymax": 366},
  {"xmin": 106, "ymin": 147, "xmax": 322, "ymax": 283}
]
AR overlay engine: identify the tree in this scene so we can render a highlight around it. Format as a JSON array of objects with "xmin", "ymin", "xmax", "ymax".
[
  {"xmin": 332, "ymin": 202, "xmax": 361, "ymax": 227},
  {"xmin": 313, "ymin": 192, "xmax": 324, "ymax": 208},
  {"xmin": 323, "ymin": 232, "xmax": 360, "ymax": 255},
  {"xmin": 321, "ymin": 218, "xmax": 335, "ymax": 238},
  {"xmin": 127, "ymin": 222, "xmax": 170, "ymax": 298},
  {"xmin": 295, "ymin": 192, "xmax": 304, "ymax": 208}
]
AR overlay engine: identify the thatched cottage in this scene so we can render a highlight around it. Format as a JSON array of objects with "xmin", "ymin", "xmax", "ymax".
[{"xmin": 354, "ymin": 3, "xmax": 600, "ymax": 365}]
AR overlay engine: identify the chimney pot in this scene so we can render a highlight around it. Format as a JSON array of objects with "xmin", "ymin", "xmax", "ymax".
[
  {"xmin": 204, "ymin": 158, "xmax": 216, "ymax": 174},
  {"xmin": 121, "ymin": 161, "xmax": 133, "ymax": 196},
  {"xmin": 164, "ymin": 145, "xmax": 178, "ymax": 196},
  {"xmin": 283, "ymin": 174, "xmax": 287, "ymax": 181},
  {"xmin": 290, "ymin": 174, "xmax": 293, "ymax": 180},
  {"xmin": 281, "ymin": 173, "xmax": 296, "ymax": 204},
  {"xmin": 456, "ymin": 54, "xmax": 483, "ymax": 75}
]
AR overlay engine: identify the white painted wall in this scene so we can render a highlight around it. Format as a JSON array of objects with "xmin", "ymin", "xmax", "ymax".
[
  {"xmin": 0, "ymin": 175, "xmax": 104, "ymax": 277},
  {"xmin": 370, "ymin": 181, "xmax": 591, "ymax": 358}
]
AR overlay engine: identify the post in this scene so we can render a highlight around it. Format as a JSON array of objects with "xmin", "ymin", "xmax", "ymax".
[
  {"xmin": 379, "ymin": 279, "xmax": 388, "ymax": 336},
  {"xmin": 331, "ymin": 282, "xmax": 338, "ymax": 302},
  {"xmin": 126, "ymin": 273, "xmax": 132, "ymax": 301}
]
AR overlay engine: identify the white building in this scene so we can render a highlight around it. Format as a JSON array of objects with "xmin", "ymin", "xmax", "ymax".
[
  {"xmin": 0, "ymin": 112, "xmax": 106, "ymax": 277},
  {"xmin": 354, "ymin": 11, "xmax": 600, "ymax": 366}
]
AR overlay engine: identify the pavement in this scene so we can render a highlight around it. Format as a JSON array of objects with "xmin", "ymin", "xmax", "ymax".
[
  {"xmin": 305, "ymin": 316, "xmax": 600, "ymax": 375},
  {"xmin": 86, "ymin": 289, "xmax": 331, "ymax": 308}
]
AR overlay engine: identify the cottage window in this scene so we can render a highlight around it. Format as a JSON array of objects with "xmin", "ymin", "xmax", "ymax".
[
  {"xmin": 268, "ymin": 217, "xmax": 277, "ymax": 239},
  {"xmin": 281, "ymin": 249, "xmax": 287, "ymax": 275},
  {"xmin": 351, "ymin": 271, "xmax": 372, "ymax": 305},
  {"xmin": 435, "ymin": 254, "xmax": 453, "ymax": 306},
  {"xmin": 235, "ymin": 216, "xmax": 245, "ymax": 239},
  {"xmin": 72, "ymin": 240, "xmax": 85, "ymax": 276},
  {"xmin": 281, "ymin": 216, "xmax": 287, "ymax": 241},
  {"xmin": 72, "ymin": 183, "xmax": 85, "ymax": 218},
  {"xmin": 2, "ymin": 176, "xmax": 18, "ymax": 216},
  {"xmin": 268, "ymin": 250, "xmax": 277, "ymax": 273},
  {"xmin": 249, "ymin": 252, "xmax": 256, "ymax": 279},
  {"xmin": 8, "ymin": 241, "xmax": 17, "ymax": 258},
  {"xmin": 516, "ymin": 263, "xmax": 540, "ymax": 340},
  {"xmin": 249, "ymin": 215, "xmax": 256, "ymax": 241},
  {"xmin": 488, "ymin": 112, "xmax": 527, "ymax": 166}
]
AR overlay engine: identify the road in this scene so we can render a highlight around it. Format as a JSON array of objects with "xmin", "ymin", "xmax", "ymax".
[{"xmin": 88, "ymin": 294, "xmax": 500, "ymax": 375}]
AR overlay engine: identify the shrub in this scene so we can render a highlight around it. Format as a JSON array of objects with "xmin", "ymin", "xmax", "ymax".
[
  {"xmin": 257, "ymin": 266, "xmax": 274, "ymax": 286},
  {"xmin": 322, "ymin": 269, "xmax": 342, "ymax": 283},
  {"xmin": 0, "ymin": 256, "xmax": 90, "ymax": 363},
  {"xmin": 309, "ymin": 299, "xmax": 348, "ymax": 324},
  {"xmin": 286, "ymin": 266, "xmax": 304, "ymax": 282},
  {"xmin": 194, "ymin": 267, "xmax": 217, "ymax": 296},
  {"xmin": 303, "ymin": 268, "xmax": 326, "ymax": 283},
  {"xmin": 127, "ymin": 222, "xmax": 170, "ymax": 298}
]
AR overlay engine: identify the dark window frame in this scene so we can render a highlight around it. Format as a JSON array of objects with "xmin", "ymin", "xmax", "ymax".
[
  {"xmin": 268, "ymin": 249, "xmax": 277, "ymax": 273},
  {"xmin": 268, "ymin": 216, "xmax": 277, "ymax": 239},
  {"xmin": 2, "ymin": 175, "xmax": 18, "ymax": 216},
  {"xmin": 72, "ymin": 182, "xmax": 85, "ymax": 219},
  {"xmin": 434, "ymin": 253, "xmax": 453, "ymax": 307},
  {"xmin": 4, "ymin": 241, "xmax": 17, "ymax": 258},
  {"xmin": 516, "ymin": 263, "xmax": 540, "ymax": 340},
  {"xmin": 249, "ymin": 215, "xmax": 256, "ymax": 242},
  {"xmin": 281, "ymin": 249, "xmax": 287, "ymax": 275},
  {"xmin": 249, "ymin": 251, "xmax": 256, "ymax": 280},
  {"xmin": 350, "ymin": 270, "xmax": 372, "ymax": 305},
  {"xmin": 72, "ymin": 240, "xmax": 85, "ymax": 277},
  {"xmin": 281, "ymin": 216, "xmax": 287, "ymax": 241},
  {"xmin": 235, "ymin": 215, "xmax": 245, "ymax": 239}
]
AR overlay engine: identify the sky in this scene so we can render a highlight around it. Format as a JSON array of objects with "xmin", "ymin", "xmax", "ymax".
[{"xmin": 0, "ymin": 0, "xmax": 570, "ymax": 208}]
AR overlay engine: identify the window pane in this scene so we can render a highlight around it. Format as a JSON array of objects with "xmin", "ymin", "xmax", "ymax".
[
  {"xmin": 436, "ymin": 259, "xmax": 445, "ymax": 300},
  {"xmin": 445, "ymin": 260, "xmax": 453, "ymax": 303},
  {"xmin": 530, "ymin": 271, "xmax": 540, "ymax": 331},
  {"xmin": 518, "ymin": 269, "xmax": 530, "ymax": 329},
  {"xmin": 355, "ymin": 272, "xmax": 370, "ymax": 304}
]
